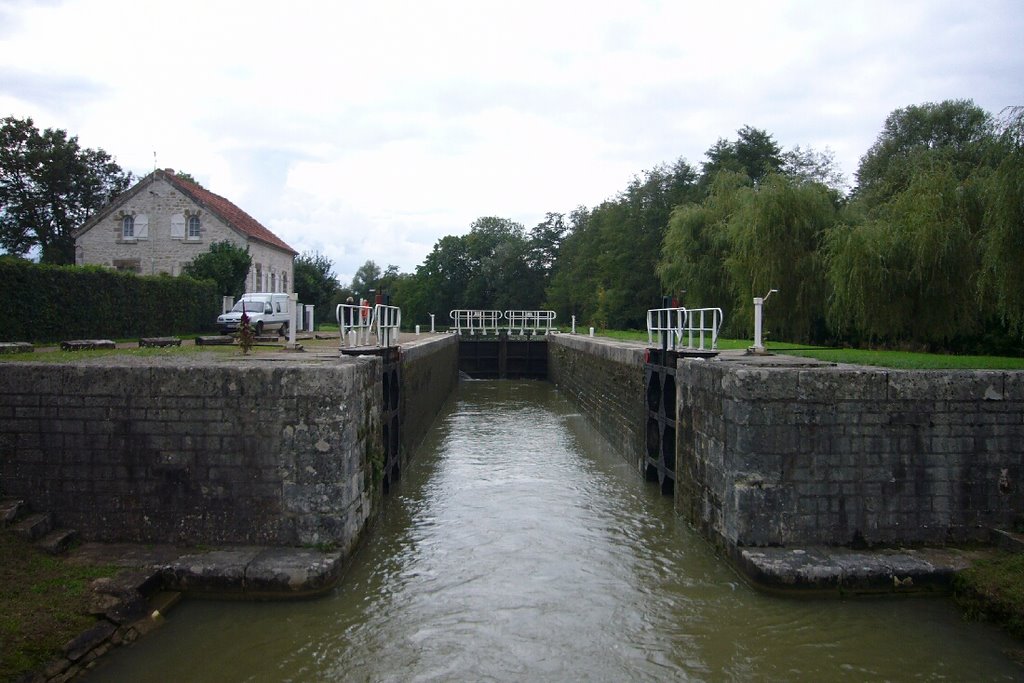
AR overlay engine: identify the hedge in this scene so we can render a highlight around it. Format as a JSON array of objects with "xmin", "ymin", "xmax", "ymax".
[{"xmin": 1, "ymin": 259, "xmax": 220, "ymax": 343}]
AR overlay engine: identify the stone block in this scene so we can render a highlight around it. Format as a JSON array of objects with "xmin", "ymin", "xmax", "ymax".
[
  {"xmin": 797, "ymin": 368, "xmax": 888, "ymax": 401},
  {"xmin": 721, "ymin": 366, "xmax": 799, "ymax": 400},
  {"xmin": 887, "ymin": 370, "xmax": 1005, "ymax": 401}
]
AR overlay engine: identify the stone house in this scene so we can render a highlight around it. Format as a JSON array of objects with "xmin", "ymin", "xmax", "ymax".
[{"xmin": 74, "ymin": 168, "xmax": 296, "ymax": 293}]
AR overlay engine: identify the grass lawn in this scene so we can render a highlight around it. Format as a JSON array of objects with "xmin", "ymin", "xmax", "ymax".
[
  {"xmin": 589, "ymin": 329, "xmax": 1024, "ymax": 369},
  {"xmin": 0, "ymin": 532, "xmax": 119, "ymax": 681},
  {"xmin": 954, "ymin": 552, "xmax": 1024, "ymax": 640}
]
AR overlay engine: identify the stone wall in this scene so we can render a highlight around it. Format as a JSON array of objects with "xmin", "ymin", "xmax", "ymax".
[
  {"xmin": 400, "ymin": 335, "xmax": 459, "ymax": 459},
  {"xmin": 676, "ymin": 360, "xmax": 1024, "ymax": 549},
  {"xmin": 0, "ymin": 357, "xmax": 381, "ymax": 551},
  {"xmin": 548, "ymin": 335, "xmax": 646, "ymax": 470}
]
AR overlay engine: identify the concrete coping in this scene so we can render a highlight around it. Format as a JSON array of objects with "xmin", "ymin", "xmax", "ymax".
[
  {"xmin": 737, "ymin": 545, "xmax": 994, "ymax": 596},
  {"xmin": 70, "ymin": 543, "xmax": 345, "ymax": 600}
]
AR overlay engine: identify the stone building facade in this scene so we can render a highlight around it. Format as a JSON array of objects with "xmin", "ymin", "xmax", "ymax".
[{"xmin": 74, "ymin": 169, "xmax": 296, "ymax": 293}]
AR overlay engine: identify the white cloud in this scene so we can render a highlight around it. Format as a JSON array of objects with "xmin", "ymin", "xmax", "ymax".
[{"xmin": 2, "ymin": 0, "xmax": 1022, "ymax": 282}]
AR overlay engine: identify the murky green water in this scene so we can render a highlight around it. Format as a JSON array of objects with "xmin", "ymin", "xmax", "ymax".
[{"xmin": 86, "ymin": 380, "xmax": 1020, "ymax": 681}]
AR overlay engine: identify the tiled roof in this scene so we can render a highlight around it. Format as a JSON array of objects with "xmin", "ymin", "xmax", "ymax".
[{"xmin": 159, "ymin": 170, "xmax": 297, "ymax": 255}]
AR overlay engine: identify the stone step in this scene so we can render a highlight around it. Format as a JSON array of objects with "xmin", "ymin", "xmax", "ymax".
[
  {"xmin": 0, "ymin": 498, "xmax": 27, "ymax": 526},
  {"xmin": 37, "ymin": 528, "xmax": 78, "ymax": 555},
  {"xmin": 11, "ymin": 511, "xmax": 52, "ymax": 541}
]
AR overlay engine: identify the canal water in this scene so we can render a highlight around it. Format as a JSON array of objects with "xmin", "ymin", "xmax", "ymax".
[{"xmin": 86, "ymin": 380, "xmax": 1020, "ymax": 681}]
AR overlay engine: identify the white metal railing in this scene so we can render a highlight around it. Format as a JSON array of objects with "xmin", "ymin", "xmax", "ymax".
[
  {"xmin": 374, "ymin": 304, "xmax": 401, "ymax": 347},
  {"xmin": 450, "ymin": 310, "xmax": 557, "ymax": 335},
  {"xmin": 647, "ymin": 306, "xmax": 723, "ymax": 351},
  {"xmin": 450, "ymin": 309, "xmax": 503, "ymax": 335},
  {"xmin": 505, "ymin": 310, "xmax": 557, "ymax": 335},
  {"xmin": 337, "ymin": 302, "xmax": 375, "ymax": 347}
]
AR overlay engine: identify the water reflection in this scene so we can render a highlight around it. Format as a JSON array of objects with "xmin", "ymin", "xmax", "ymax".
[{"xmin": 85, "ymin": 380, "xmax": 1021, "ymax": 681}]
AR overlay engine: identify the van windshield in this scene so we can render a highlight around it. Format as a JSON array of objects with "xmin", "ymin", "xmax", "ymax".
[{"xmin": 231, "ymin": 300, "xmax": 266, "ymax": 313}]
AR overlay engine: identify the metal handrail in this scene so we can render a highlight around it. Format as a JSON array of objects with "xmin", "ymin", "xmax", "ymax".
[
  {"xmin": 647, "ymin": 306, "xmax": 723, "ymax": 351},
  {"xmin": 505, "ymin": 310, "xmax": 557, "ymax": 335},
  {"xmin": 683, "ymin": 307, "xmax": 723, "ymax": 350},
  {"xmin": 374, "ymin": 304, "xmax": 402, "ymax": 347},
  {"xmin": 337, "ymin": 303, "xmax": 374, "ymax": 347},
  {"xmin": 450, "ymin": 309, "xmax": 503, "ymax": 335}
]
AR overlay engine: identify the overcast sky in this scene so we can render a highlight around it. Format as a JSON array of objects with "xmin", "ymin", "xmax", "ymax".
[{"xmin": 1, "ymin": 0, "xmax": 1021, "ymax": 284}]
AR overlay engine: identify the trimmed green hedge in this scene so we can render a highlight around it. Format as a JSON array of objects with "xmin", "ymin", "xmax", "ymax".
[{"xmin": 1, "ymin": 259, "xmax": 219, "ymax": 343}]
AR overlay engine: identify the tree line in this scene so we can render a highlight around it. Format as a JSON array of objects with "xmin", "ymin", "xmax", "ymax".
[
  {"xmin": 3, "ymin": 100, "xmax": 1022, "ymax": 352},
  {"xmin": 379, "ymin": 99, "xmax": 1022, "ymax": 353}
]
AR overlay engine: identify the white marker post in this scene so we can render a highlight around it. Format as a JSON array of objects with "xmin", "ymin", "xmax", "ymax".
[
  {"xmin": 749, "ymin": 288, "xmax": 778, "ymax": 354},
  {"xmin": 285, "ymin": 292, "xmax": 302, "ymax": 351}
]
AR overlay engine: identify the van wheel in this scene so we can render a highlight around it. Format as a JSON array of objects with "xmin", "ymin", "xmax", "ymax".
[
  {"xmin": 254, "ymin": 321, "xmax": 264, "ymax": 336},
  {"xmin": 279, "ymin": 322, "xmax": 289, "ymax": 338}
]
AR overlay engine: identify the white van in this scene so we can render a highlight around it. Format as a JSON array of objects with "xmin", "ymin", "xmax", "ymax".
[{"xmin": 217, "ymin": 293, "xmax": 291, "ymax": 337}]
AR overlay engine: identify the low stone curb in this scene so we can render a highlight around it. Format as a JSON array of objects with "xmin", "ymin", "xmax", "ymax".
[
  {"xmin": 194, "ymin": 335, "xmax": 235, "ymax": 346},
  {"xmin": 138, "ymin": 337, "xmax": 182, "ymax": 348},
  {"xmin": 737, "ymin": 546, "xmax": 985, "ymax": 595},
  {"xmin": 59, "ymin": 339, "xmax": 116, "ymax": 351},
  {"xmin": 0, "ymin": 341, "xmax": 33, "ymax": 354}
]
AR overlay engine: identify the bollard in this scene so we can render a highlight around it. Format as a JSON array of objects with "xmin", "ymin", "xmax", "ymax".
[
  {"xmin": 430, "ymin": 313, "xmax": 436, "ymax": 333},
  {"xmin": 589, "ymin": 327, "xmax": 595, "ymax": 337},
  {"xmin": 416, "ymin": 325, "xmax": 420, "ymax": 335},
  {"xmin": 572, "ymin": 315, "xmax": 576, "ymax": 334}
]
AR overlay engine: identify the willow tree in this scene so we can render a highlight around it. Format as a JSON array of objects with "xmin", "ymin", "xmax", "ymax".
[
  {"xmin": 657, "ymin": 171, "xmax": 746, "ymax": 322},
  {"xmin": 724, "ymin": 174, "xmax": 836, "ymax": 343},
  {"xmin": 827, "ymin": 158, "xmax": 986, "ymax": 346},
  {"xmin": 980, "ymin": 107, "xmax": 1024, "ymax": 337}
]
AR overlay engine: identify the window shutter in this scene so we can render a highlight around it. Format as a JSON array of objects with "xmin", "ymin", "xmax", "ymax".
[
  {"xmin": 171, "ymin": 215, "xmax": 185, "ymax": 238},
  {"xmin": 135, "ymin": 214, "xmax": 149, "ymax": 239}
]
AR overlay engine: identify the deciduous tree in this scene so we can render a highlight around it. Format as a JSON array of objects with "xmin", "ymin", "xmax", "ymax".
[
  {"xmin": 0, "ymin": 116, "xmax": 133, "ymax": 263},
  {"xmin": 181, "ymin": 240, "xmax": 252, "ymax": 298},
  {"xmin": 293, "ymin": 251, "xmax": 340, "ymax": 322}
]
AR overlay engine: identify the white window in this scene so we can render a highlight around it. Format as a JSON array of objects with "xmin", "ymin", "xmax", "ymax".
[
  {"xmin": 134, "ymin": 214, "xmax": 149, "ymax": 239},
  {"xmin": 188, "ymin": 215, "xmax": 201, "ymax": 238},
  {"xmin": 122, "ymin": 215, "xmax": 134, "ymax": 238},
  {"xmin": 171, "ymin": 215, "xmax": 186, "ymax": 238}
]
